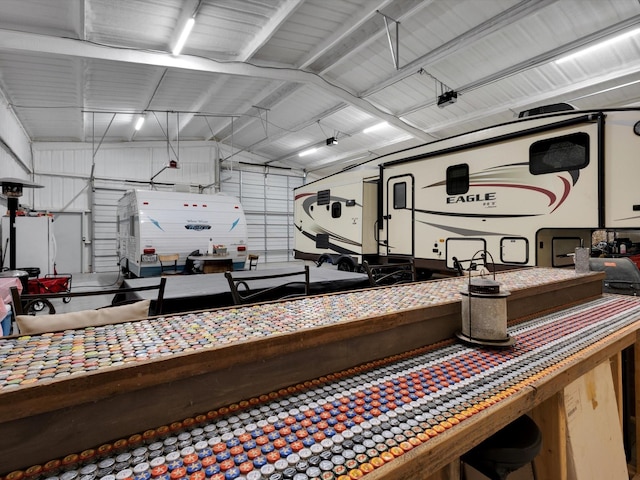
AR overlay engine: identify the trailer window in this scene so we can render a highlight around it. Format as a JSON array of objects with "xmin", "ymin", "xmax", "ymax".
[
  {"xmin": 446, "ymin": 164, "xmax": 469, "ymax": 195},
  {"xmin": 393, "ymin": 182, "xmax": 407, "ymax": 209},
  {"xmin": 331, "ymin": 201, "xmax": 342, "ymax": 218},
  {"xmin": 530, "ymin": 132, "xmax": 589, "ymax": 174}
]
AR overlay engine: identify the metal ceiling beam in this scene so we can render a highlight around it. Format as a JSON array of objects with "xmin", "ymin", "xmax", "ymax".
[
  {"xmin": 398, "ymin": 14, "xmax": 640, "ymax": 118},
  {"xmin": 237, "ymin": 0, "xmax": 304, "ymax": 60},
  {"xmin": 426, "ymin": 61, "xmax": 640, "ymax": 135},
  {"xmin": 301, "ymin": 0, "xmax": 396, "ymax": 69},
  {"xmin": 172, "ymin": 0, "xmax": 294, "ymax": 137},
  {"xmin": 0, "ymin": 29, "xmax": 430, "ymax": 142},
  {"xmin": 211, "ymin": 0, "xmax": 412, "ymax": 147},
  {"xmin": 359, "ymin": 0, "xmax": 559, "ymax": 98},
  {"xmin": 0, "ymin": 88, "xmax": 33, "ymax": 173},
  {"xmin": 311, "ymin": 0, "xmax": 431, "ymax": 75}
]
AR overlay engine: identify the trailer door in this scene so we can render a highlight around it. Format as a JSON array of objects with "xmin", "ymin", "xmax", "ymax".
[{"xmin": 385, "ymin": 175, "xmax": 414, "ymax": 256}]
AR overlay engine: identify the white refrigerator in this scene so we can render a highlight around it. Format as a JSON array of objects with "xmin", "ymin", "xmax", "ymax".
[{"xmin": 1, "ymin": 215, "xmax": 56, "ymax": 276}]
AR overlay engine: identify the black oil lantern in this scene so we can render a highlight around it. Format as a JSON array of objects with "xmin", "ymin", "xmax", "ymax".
[{"xmin": 456, "ymin": 250, "xmax": 515, "ymax": 348}]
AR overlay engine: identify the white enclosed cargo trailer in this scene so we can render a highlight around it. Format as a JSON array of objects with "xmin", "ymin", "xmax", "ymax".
[
  {"xmin": 117, "ymin": 190, "xmax": 248, "ymax": 277},
  {"xmin": 294, "ymin": 108, "xmax": 640, "ymax": 275}
]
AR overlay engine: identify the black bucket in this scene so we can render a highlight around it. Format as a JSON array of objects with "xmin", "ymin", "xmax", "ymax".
[{"xmin": 19, "ymin": 267, "xmax": 41, "ymax": 278}]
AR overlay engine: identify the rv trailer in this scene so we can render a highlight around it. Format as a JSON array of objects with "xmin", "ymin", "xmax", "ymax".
[
  {"xmin": 294, "ymin": 108, "xmax": 640, "ymax": 275},
  {"xmin": 117, "ymin": 190, "xmax": 248, "ymax": 277}
]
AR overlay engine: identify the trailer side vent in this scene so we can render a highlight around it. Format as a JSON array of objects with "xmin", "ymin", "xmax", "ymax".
[{"xmin": 317, "ymin": 189, "xmax": 330, "ymax": 205}]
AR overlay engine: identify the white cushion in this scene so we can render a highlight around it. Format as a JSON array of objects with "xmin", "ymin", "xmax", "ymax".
[{"xmin": 16, "ymin": 300, "xmax": 151, "ymax": 335}]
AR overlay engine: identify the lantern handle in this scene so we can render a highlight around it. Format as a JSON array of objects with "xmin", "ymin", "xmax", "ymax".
[{"xmin": 467, "ymin": 249, "xmax": 497, "ymax": 287}]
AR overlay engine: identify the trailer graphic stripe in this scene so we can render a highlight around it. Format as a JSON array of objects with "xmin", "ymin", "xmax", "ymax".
[
  {"xmin": 148, "ymin": 216, "xmax": 164, "ymax": 231},
  {"xmin": 294, "ymin": 224, "xmax": 358, "ymax": 255},
  {"xmin": 415, "ymin": 219, "xmax": 511, "ymax": 237},
  {"xmin": 471, "ymin": 183, "xmax": 558, "ymax": 206},
  {"xmin": 414, "ymin": 208, "xmax": 542, "ymax": 219}
]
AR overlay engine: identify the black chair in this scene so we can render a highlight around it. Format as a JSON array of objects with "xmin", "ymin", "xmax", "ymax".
[
  {"xmin": 10, "ymin": 277, "xmax": 166, "ymax": 317},
  {"xmin": 248, "ymin": 254, "xmax": 260, "ymax": 270},
  {"xmin": 362, "ymin": 259, "xmax": 416, "ymax": 287},
  {"xmin": 462, "ymin": 415, "xmax": 542, "ymax": 480},
  {"xmin": 225, "ymin": 266, "xmax": 310, "ymax": 305}
]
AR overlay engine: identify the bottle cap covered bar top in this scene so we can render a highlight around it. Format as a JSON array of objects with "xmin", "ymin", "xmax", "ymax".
[
  {"xmin": 5, "ymin": 294, "xmax": 640, "ymax": 480},
  {"xmin": 0, "ymin": 268, "xmax": 582, "ymax": 391}
]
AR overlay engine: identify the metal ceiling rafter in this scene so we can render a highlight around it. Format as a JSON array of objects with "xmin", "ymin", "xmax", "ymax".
[
  {"xmin": 145, "ymin": 0, "xmax": 202, "ymax": 140},
  {"xmin": 399, "ymin": 14, "xmax": 640, "ymax": 118},
  {"xmin": 210, "ymin": 0, "xmax": 424, "ymax": 146},
  {"xmin": 359, "ymin": 0, "xmax": 559, "ymax": 98},
  {"xmin": 314, "ymin": 0, "xmax": 431, "ymax": 76},
  {"xmin": 237, "ymin": 0, "xmax": 304, "ymax": 60},
  {"xmin": 426, "ymin": 60, "xmax": 640, "ymax": 135},
  {"xmin": 214, "ymin": 82, "xmax": 304, "ymax": 143},
  {"xmin": 176, "ymin": 0, "xmax": 304, "ymax": 142},
  {"xmin": 219, "ymin": 102, "xmax": 347, "ymax": 165},
  {"xmin": 302, "ymin": 0, "xmax": 396, "ymax": 69},
  {"xmin": 128, "ymin": 68, "xmax": 169, "ymax": 141}
]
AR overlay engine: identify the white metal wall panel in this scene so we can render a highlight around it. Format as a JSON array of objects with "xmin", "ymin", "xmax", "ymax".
[
  {"xmin": 219, "ymin": 169, "xmax": 241, "ymax": 197},
  {"xmin": 31, "ymin": 144, "xmax": 304, "ymax": 271},
  {"xmin": 92, "ymin": 180, "xmax": 127, "ymax": 273},
  {"xmin": 245, "ymin": 213, "xmax": 266, "ymax": 254},
  {"xmin": 218, "ymin": 168, "xmax": 304, "ymax": 264}
]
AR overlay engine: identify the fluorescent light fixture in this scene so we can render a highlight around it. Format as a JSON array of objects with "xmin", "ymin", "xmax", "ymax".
[
  {"xmin": 363, "ymin": 122, "xmax": 389, "ymax": 134},
  {"xmin": 134, "ymin": 115, "xmax": 145, "ymax": 131},
  {"xmin": 572, "ymin": 79, "xmax": 640, "ymax": 101},
  {"xmin": 299, "ymin": 148, "xmax": 318, "ymax": 157},
  {"xmin": 556, "ymin": 27, "xmax": 640, "ymax": 64},
  {"xmin": 173, "ymin": 17, "xmax": 195, "ymax": 55}
]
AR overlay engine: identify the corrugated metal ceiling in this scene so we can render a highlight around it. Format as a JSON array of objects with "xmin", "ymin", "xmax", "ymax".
[{"xmin": 0, "ymin": 0, "xmax": 639, "ymax": 178}]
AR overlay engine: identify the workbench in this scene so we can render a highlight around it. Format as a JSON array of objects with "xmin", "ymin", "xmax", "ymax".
[{"xmin": 1, "ymin": 268, "xmax": 637, "ymax": 479}]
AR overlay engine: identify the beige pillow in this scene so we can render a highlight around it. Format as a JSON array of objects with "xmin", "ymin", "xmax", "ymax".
[{"xmin": 16, "ymin": 300, "xmax": 151, "ymax": 335}]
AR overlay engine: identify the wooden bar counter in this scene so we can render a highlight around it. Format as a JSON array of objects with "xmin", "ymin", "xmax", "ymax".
[{"xmin": 0, "ymin": 267, "xmax": 627, "ymax": 476}]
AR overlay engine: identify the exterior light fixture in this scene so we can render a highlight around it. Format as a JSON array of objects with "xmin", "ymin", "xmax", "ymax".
[
  {"xmin": 326, "ymin": 137, "xmax": 338, "ymax": 146},
  {"xmin": 437, "ymin": 90, "xmax": 458, "ymax": 108}
]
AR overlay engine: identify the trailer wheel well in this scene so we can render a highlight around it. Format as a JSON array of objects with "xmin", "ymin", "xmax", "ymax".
[{"xmin": 337, "ymin": 257, "xmax": 356, "ymax": 272}]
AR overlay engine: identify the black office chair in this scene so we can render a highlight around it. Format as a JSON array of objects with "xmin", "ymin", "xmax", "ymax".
[{"xmin": 462, "ymin": 415, "xmax": 542, "ymax": 480}]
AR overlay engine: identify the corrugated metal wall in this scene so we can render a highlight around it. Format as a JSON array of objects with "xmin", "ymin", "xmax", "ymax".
[
  {"xmin": 220, "ymin": 168, "xmax": 303, "ymax": 264},
  {"xmin": 29, "ymin": 143, "xmax": 304, "ymax": 273}
]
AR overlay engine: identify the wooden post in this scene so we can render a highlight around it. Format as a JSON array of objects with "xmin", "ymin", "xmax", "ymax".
[
  {"xmin": 610, "ymin": 352, "xmax": 624, "ymax": 428},
  {"xmin": 530, "ymin": 392, "xmax": 567, "ymax": 480},
  {"xmin": 635, "ymin": 334, "xmax": 640, "ymax": 479}
]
